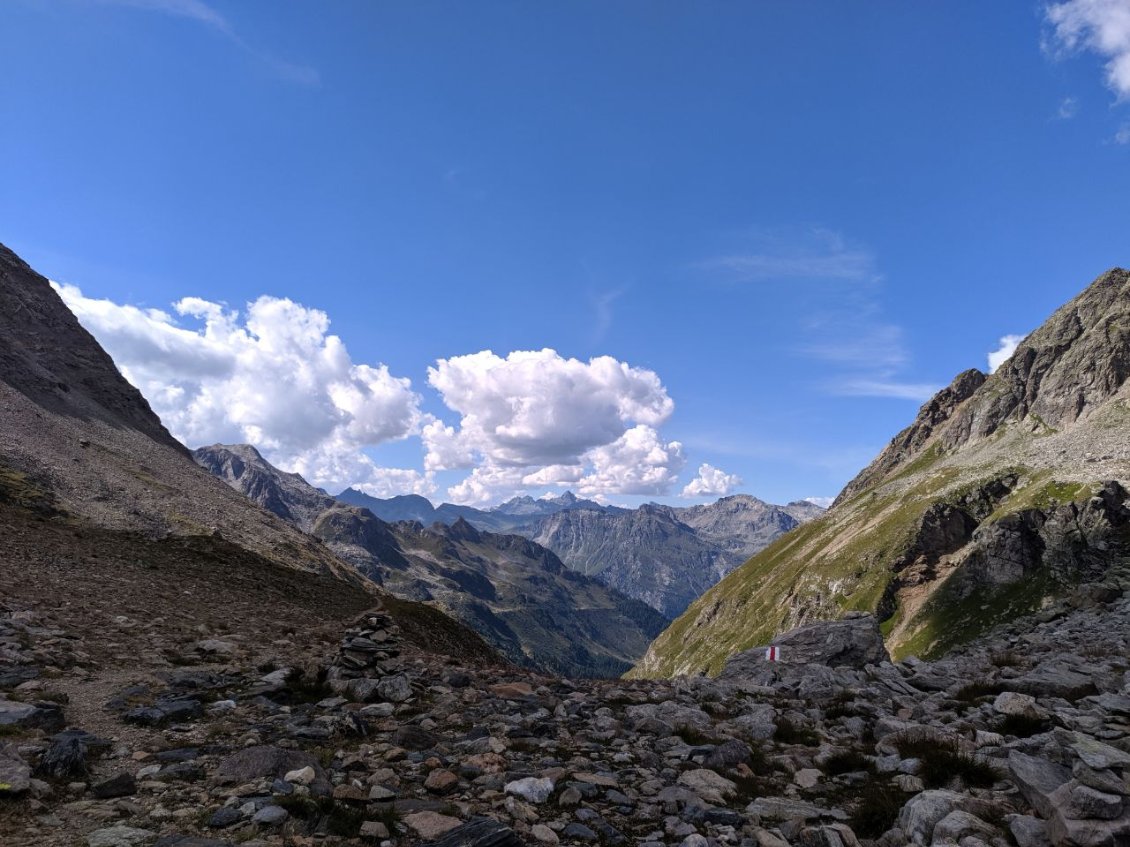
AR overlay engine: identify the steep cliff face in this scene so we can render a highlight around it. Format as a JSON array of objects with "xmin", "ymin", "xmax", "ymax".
[
  {"xmin": 634, "ymin": 268, "xmax": 1130, "ymax": 678},
  {"xmin": 523, "ymin": 495, "xmax": 820, "ymax": 617}
]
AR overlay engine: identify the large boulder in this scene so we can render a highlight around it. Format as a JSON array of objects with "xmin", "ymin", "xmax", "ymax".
[
  {"xmin": 213, "ymin": 746, "xmax": 331, "ymax": 796},
  {"xmin": 720, "ymin": 613, "xmax": 889, "ymax": 679}
]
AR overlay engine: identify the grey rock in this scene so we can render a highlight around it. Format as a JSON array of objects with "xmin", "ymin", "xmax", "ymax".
[
  {"xmin": 561, "ymin": 823, "xmax": 598, "ymax": 841},
  {"xmin": 391, "ymin": 724, "xmax": 436, "ymax": 751},
  {"xmin": 377, "ymin": 674, "xmax": 413, "ymax": 703},
  {"xmin": 1062, "ymin": 782, "xmax": 1124, "ymax": 820},
  {"xmin": 1007, "ymin": 815, "xmax": 1051, "ymax": 847},
  {"xmin": 0, "ymin": 742, "xmax": 31, "ymax": 796},
  {"xmin": 1070, "ymin": 734, "xmax": 1130, "ymax": 770},
  {"xmin": 430, "ymin": 817, "xmax": 526, "ymax": 847},
  {"xmin": 747, "ymin": 797, "xmax": 844, "ymax": 822},
  {"xmin": 251, "ymin": 805, "xmax": 288, "ymax": 826},
  {"xmin": 91, "ymin": 772, "xmax": 136, "ymax": 798},
  {"xmin": 898, "ymin": 790, "xmax": 964, "ymax": 846},
  {"xmin": 213, "ymin": 746, "xmax": 330, "ymax": 796},
  {"xmin": 86, "ymin": 826, "xmax": 157, "ymax": 847},
  {"xmin": 504, "ymin": 776, "xmax": 555, "ymax": 804},
  {"xmin": 721, "ymin": 614, "xmax": 889, "ymax": 676},
  {"xmin": 207, "ymin": 807, "xmax": 243, "ymax": 829},
  {"xmin": 931, "ymin": 810, "xmax": 998, "ymax": 844},
  {"xmin": 1008, "ymin": 752, "xmax": 1072, "ymax": 819}
]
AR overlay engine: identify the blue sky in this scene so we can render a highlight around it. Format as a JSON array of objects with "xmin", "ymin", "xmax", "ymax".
[{"xmin": 3, "ymin": 1, "xmax": 1129, "ymax": 507}]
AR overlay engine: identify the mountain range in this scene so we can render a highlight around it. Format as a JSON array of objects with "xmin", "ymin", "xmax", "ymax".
[
  {"xmin": 337, "ymin": 486, "xmax": 823, "ymax": 617},
  {"xmin": 196, "ymin": 443, "xmax": 666, "ymax": 676},
  {"xmin": 634, "ymin": 266, "xmax": 1130, "ymax": 678}
]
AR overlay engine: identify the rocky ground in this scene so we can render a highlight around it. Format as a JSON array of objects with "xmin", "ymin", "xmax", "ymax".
[{"xmin": 2, "ymin": 515, "xmax": 1129, "ymax": 847}]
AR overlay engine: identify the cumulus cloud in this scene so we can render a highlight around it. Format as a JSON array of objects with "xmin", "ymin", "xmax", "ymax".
[
  {"xmin": 1046, "ymin": 0, "xmax": 1130, "ymax": 99},
  {"xmin": 681, "ymin": 463, "xmax": 743, "ymax": 498},
  {"xmin": 988, "ymin": 334, "xmax": 1026, "ymax": 373},
  {"xmin": 804, "ymin": 496, "xmax": 835, "ymax": 509},
  {"xmin": 53, "ymin": 282, "xmax": 427, "ymax": 494},
  {"xmin": 425, "ymin": 349, "xmax": 683, "ymax": 504}
]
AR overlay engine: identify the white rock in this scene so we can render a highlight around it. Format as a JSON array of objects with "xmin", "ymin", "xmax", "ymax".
[
  {"xmin": 677, "ymin": 768, "xmax": 737, "ymax": 805},
  {"xmin": 504, "ymin": 776, "xmax": 555, "ymax": 804},
  {"xmin": 284, "ymin": 765, "xmax": 316, "ymax": 785}
]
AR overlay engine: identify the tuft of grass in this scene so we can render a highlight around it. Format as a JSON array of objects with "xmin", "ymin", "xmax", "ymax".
[
  {"xmin": 895, "ymin": 734, "xmax": 997, "ymax": 789},
  {"xmin": 773, "ymin": 717, "xmax": 820, "ymax": 747},
  {"xmin": 953, "ymin": 680, "xmax": 1003, "ymax": 705},
  {"xmin": 848, "ymin": 780, "xmax": 904, "ymax": 839},
  {"xmin": 995, "ymin": 713, "xmax": 1050, "ymax": 738},
  {"xmin": 990, "ymin": 650, "xmax": 1022, "ymax": 668},
  {"xmin": 824, "ymin": 750, "xmax": 875, "ymax": 776}
]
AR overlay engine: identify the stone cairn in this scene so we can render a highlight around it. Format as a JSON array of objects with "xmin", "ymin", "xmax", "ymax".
[{"xmin": 325, "ymin": 606, "xmax": 413, "ymax": 703}]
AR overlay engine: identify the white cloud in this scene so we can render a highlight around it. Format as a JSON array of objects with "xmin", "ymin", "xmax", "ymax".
[
  {"xmin": 987, "ymin": 333, "xmax": 1026, "ymax": 373},
  {"xmin": 832, "ymin": 379, "xmax": 940, "ymax": 402},
  {"xmin": 681, "ymin": 463, "xmax": 743, "ymax": 498},
  {"xmin": 53, "ymin": 282, "xmax": 424, "ymax": 494},
  {"xmin": 1046, "ymin": 0, "xmax": 1130, "ymax": 100},
  {"xmin": 425, "ymin": 349, "xmax": 683, "ymax": 504},
  {"xmin": 95, "ymin": 0, "xmax": 319, "ymax": 86},
  {"xmin": 804, "ymin": 496, "xmax": 834, "ymax": 509},
  {"xmin": 425, "ymin": 348, "xmax": 673, "ymax": 468},
  {"xmin": 699, "ymin": 227, "xmax": 878, "ymax": 283},
  {"xmin": 577, "ymin": 425, "xmax": 686, "ymax": 499},
  {"xmin": 1116, "ymin": 123, "xmax": 1130, "ymax": 143},
  {"xmin": 1058, "ymin": 95, "xmax": 1080, "ymax": 119},
  {"xmin": 1053, "ymin": 95, "xmax": 1080, "ymax": 118}
]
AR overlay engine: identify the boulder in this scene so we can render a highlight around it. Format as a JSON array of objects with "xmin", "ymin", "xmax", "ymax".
[
  {"xmin": 898, "ymin": 790, "xmax": 965, "ymax": 846},
  {"xmin": 677, "ymin": 768, "xmax": 736, "ymax": 804},
  {"xmin": 721, "ymin": 613, "xmax": 889, "ymax": 677},
  {"xmin": 1008, "ymin": 752, "xmax": 1072, "ymax": 819},
  {"xmin": 213, "ymin": 746, "xmax": 330, "ymax": 796},
  {"xmin": 403, "ymin": 811, "xmax": 463, "ymax": 840},
  {"xmin": 430, "ymin": 817, "xmax": 526, "ymax": 847},
  {"xmin": 0, "ymin": 742, "xmax": 31, "ymax": 796},
  {"xmin": 504, "ymin": 776, "xmax": 555, "ymax": 804}
]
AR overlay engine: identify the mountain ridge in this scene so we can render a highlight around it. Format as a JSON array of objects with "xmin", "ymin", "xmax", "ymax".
[
  {"xmin": 197, "ymin": 443, "xmax": 667, "ymax": 676},
  {"xmin": 634, "ymin": 267, "xmax": 1130, "ymax": 678}
]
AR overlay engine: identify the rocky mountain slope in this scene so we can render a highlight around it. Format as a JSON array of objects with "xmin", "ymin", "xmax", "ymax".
[
  {"xmin": 524, "ymin": 496, "xmax": 823, "ymax": 617},
  {"xmin": 340, "ymin": 485, "xmax": 822, "ymax": 618},
  {"xmin": 5, "ymin": 529, "xmax": 1129, "ymax": 847},
  {"xmin": 197, "ymin": 444, "xmax": 667, "ymax": 677},
  {"xmin": 4, "ymin": 241, "xmax": 1130, "ymax": 847},
  {"xmin": 634, "ymin": 267, "xmax": 1130, "ymax": 678},
  {"xmin": 0, "ymin": 243, "xmax": 361, "ymax": 583}
]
